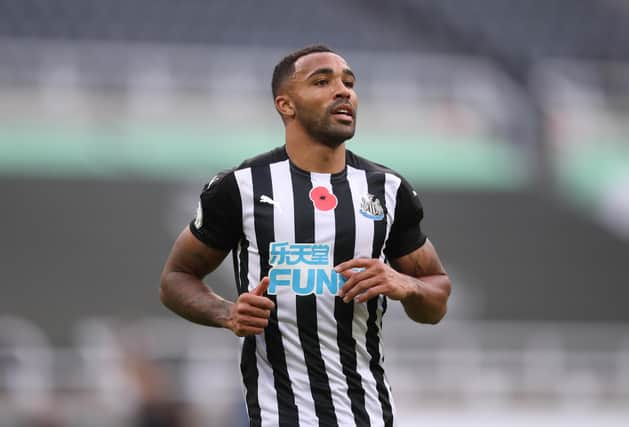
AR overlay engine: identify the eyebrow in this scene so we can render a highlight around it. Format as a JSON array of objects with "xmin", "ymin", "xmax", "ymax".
[{"xmin": 306, "ymin": 67, "xmax": 356, "ymax": 80}]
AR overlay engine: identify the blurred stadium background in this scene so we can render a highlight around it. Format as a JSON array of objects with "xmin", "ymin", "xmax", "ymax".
[{"xmin": 1, "ymin": 1, "xmax": 629, "ymax": 426}]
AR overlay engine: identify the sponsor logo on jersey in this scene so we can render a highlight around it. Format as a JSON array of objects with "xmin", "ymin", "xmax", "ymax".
[
  {"xmin": 268, "ymin": 242, "xmax": 345, "ymax": 296},
  {"xmin": 259, "ymin": 194, "xmax": 282, "ymax": 212},
  {"xmin": 359, "ymin": 193, "xmax": 384, "ymax": 220},
  {"xmin": 309, "ymin": 186, "xmax": 338, "ymax": 211}
]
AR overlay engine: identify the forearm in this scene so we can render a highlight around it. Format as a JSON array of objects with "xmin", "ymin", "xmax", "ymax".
[
  {"xmin": 400, "ymin": 274, "xmax": 451, "ymax": 324},
  {"xmin": 160, "ymin": 271, "xmax": 233, "ymax": 329}
]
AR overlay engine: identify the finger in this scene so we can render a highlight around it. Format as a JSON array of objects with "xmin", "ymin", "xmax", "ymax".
[
  {"xmin": 338, "ymin": 268, "xmax": 360, "ymax": 280},
  {"xmin": 343, "ymin": 277, "xmax": 381, "ymax": 303},
  {"xmin": 354, "ymin": 285, "xmax": 388, "ymax": 303},
  {"xmin": 240, "ymin": 294, "xmax": 275, "ymax": 310},
  {"xmin": 234, "ymin": 325, "xmax": 266, "ymax": 337},
  {"xmin": 252, "ymin": 277, "xmax": 270, "ymax": 296},
  {"xmin": 334, "ymin": 257, "xmax": 375, "ymax": 273},
  {"xmin": 238, "ymin": 315, "xmax": 270, "ymax": 329},
  {"xmin": 339, "ymin": 269, "xmax": 376, "ymax": 297},
  {"xmin": 237, "ymin": 305, "xmax": 272, "ymax": 319}
]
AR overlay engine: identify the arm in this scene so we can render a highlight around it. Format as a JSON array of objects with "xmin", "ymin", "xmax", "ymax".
[
  {"xmin": 335, "ymin": 239, "xmax": 451, "ymax": 324},
  {"xmin": 389, "ymin": 239, "xmax": 451, "ymax": 324},
  {"xmin": 160, "ymin": 227, "xmax": 274, "ymax": 336}
]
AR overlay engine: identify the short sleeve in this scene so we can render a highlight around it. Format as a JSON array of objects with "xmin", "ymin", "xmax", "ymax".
[
  {"xmin": 383, "ymin": 177, "xmax": 427, "ymax": 259},
  {"xmin": 189, "ymin": 171, "xmax": 242, "ymax": 251}
]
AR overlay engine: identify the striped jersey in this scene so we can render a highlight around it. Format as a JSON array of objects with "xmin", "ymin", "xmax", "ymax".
[{"xmin": 190, "ymin": 146, "xmax": 426, "ymax": 427}]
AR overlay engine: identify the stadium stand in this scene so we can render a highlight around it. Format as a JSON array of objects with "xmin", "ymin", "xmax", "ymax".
[{"xmin": 1, "ymin": 1, "xmax": 629, "ymax": 425}]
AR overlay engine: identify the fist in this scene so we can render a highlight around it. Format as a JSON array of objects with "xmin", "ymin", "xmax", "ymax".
[
  {"xmin": 228, "ymin": 277, "xmax": 275, "ymax": 337},
  {"xmin": 336, "ymin": 258, "xmax": 412, "ymax": 303}
]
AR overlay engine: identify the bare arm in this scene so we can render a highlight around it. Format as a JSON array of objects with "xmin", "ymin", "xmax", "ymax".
[
  {"xmin": 335, "ymin": 239, "xmax": 451, "ymax": 324},
  {"xmin": 160, "ymin": 227, "xmax": 274, "ymax": 336},
  {"xmin": 389, "ymin": 239, "xmax": 451, "ymax": 324}
]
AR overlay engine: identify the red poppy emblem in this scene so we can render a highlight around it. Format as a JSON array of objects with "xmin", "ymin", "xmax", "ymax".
[{"xmin": 309, "ymin": 186, "xmax": 338, "ymax": 211}]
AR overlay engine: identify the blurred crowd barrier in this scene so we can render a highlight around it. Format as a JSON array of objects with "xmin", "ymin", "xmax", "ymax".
[
  {"xmin": 0, "ymin": 39, "xmax": 533, "ymax": 188},
  {"xmin": 1, "ymin": 40, "xmax": 628, "ymax": 236},
  {"xmin": 2, "ymin": 312, "xmax": 628, "ymax": 427},
  {"xmin": 531, "ymin": 59, "xmax": 629, "ymax": 238}
]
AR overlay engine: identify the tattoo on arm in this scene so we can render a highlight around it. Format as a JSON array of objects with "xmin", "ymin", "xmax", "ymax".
[
  {"xmin": 391, "ymin": 240, "xmax": 452, "ymax": 324},
  {"xmin": 167, "ymin": 229, "xmax": 227, "ymax": 279},
  {"xmin": 412, "ymin": 248, "xmax": 444, "ymax": 276},
  {"xmin": 391, "ymin": 239, "xmax": 446, "ymax": 279}
]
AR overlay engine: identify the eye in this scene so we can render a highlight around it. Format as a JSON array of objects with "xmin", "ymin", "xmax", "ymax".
[
  {"xmin": 344, "ymin": 80, "xmax": 355, "ymax": 89},
  {"xmin": 314, "ymin": 79, "xmax": 329, "ymax": 86}
]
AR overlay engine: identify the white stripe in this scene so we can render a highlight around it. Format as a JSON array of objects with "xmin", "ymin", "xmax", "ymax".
[
  {"xmin": 347, "ymin": 166, "xmax": 375, "ymax": 259},
  {"xmin": 347, "ymin": 166, "xmax": 386, "ymax": 424},
  {"xmin": 270, "ymin": 160, "xmax": 295, "ymax": 243},
  {"xmin": 234, "ymin": 167, "xmax": 279, "ymax": 427},
  {"xmin": 234, "ymin": 168, "xmax": 260, "ymax": 293},
  {"xmin": 311, "ymin": 172, "xmax": 355, "ymax": 425},
  {"xmin": 382, "ymin": 173, "xmax": 402, "ymax": 258},
  {"xmin": 270, "ymin": 160, "xmax": 319, "ymax": 425}
]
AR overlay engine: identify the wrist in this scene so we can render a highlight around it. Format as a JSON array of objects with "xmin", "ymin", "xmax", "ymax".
[
  {"xmin": 401, "ymin": 276, "xmax": 423, "ymax": 303},
  {"xmin": 219, "ymin": 301, "xmax": 236, "ymax": 332}
]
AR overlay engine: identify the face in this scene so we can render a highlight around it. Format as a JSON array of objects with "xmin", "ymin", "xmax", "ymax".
[{"xmin": 284, "ymin": 52, "xmax": 358, "ymax": 147}]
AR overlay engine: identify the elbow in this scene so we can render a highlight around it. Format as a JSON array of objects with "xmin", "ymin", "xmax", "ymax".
[
  {"xmin": 159, "ymin": 274, "xmax": 181, "ymax": 315},
  {"xmin": 159, "ymin": 271, "xmax": 173, "ymax": 307},
  {"xmin": 429, "ymin": 280, "xmax": 451, "ymax": 324},
  {"xmin": 159, "ymin": 283, "xmax": 168, "ymax": 306},
  {"xmin": 405, "ymin": 302, "xmax": 448, "ymax": 325},
  {"xmin": 417, "ymin": 278, "xmax": 451, "ymax": 325},
  {"xmin": 431, "ymin": 277, "xmax": 452, "ymax": 323},
  {"xmin": 425, "ymin": 305, "xmax": 448, "ymax": 324}
]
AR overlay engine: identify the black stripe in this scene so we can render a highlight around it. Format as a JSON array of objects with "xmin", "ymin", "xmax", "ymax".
[
  {"xmin": 252, "ymin": 164, "xmax": 299, "ymax": 427},
  {"xmin": 366, "ymin": 298, "xmax": 393, "ymax": 426},
  {"xmin": 292, "ymin": 168, "xmax": 338, "ymax": 427},
  {"xmin": 234, "ymin": 182, "xmax": 260, "ymax": 425},
  {"xmin": 241, "ymin": 335, "xmax": 261, "ymax": 426},
  {"xmin": 232, "ymin": 248, "xmax": 241, "ymax": 292},
  {"xmin": 332, "ymin": 178, "xmax": 370, "ymax": 427},
  {"xmin": 291, "ymin": 168, "xmax": 315, "ymax": 244},
  {"xmin": 366, "ymin": 172, "xmax": 394, "ymax": 425}
]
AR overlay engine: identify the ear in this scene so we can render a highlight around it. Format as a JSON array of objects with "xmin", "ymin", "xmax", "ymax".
[{"xmin": 275, "ymin": 95, "xmax": 295, "ymax": 120}]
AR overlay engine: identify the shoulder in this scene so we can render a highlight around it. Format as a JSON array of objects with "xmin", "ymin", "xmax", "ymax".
[
  {"xmin": 346, "ymin": 149, "xmax": 398, "ymax": 175},
  {"xmin": 236, "ymin": 145, "xmax": 289, "ymax": 170},
  {"xmin": 346, "ymin": 149, "xmax": 412, "ymax": 188},
  {"xmin": 202, "ymin": 146, "xmax": 288, "ymax": 191},
  {"xmin": 346, "ymin": 150, "xmax": 421, "ymax": 207}
]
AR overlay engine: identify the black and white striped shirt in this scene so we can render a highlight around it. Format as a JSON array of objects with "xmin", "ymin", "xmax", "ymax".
[{"xmin": 190, "ymin": 146, "xmax": 426, "ymax": 427}]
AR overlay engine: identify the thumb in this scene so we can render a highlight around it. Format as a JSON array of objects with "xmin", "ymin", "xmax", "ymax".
[{"xmin": 251, "ymin": 277, "xmax": 270, "ymax": 296}]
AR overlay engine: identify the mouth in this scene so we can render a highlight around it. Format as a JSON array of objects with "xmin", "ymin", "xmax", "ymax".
[{"xmin": 331, "ymin": 104, "xmax": 354, "ymax": 123}]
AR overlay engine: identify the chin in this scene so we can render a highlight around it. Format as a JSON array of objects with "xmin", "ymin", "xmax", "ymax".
[
  {"xmin": 305, "ymin": 120, "xmax": 355, "ymax": 147},
  {"xmin": 320, "ymin": 131, "xmax": 354, "ymax": 148}
]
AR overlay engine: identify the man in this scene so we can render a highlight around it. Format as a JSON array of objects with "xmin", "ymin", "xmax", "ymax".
[{"xmin": 160, "ymin": 45, "xmax": 452, "ymax": 427}]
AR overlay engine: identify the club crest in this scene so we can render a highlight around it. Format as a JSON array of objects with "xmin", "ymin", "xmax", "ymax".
[{"xmin": 359, "ymin": 193, "xmax": 384, "ymax": 220}]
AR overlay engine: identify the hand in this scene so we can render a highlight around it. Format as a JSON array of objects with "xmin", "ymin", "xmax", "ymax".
[
  {"xmin": 227, "ymin": 277, "xmax": 275, "ymax": 337},
  {"xmin": 335, "ymin": 258, "xmax": 414, "ymax": 304}
]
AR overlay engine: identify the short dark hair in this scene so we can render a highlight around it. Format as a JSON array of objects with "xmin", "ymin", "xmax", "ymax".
[{"xmin": 271, "ymin": 44, "xmax": 336, "ymax": 98}]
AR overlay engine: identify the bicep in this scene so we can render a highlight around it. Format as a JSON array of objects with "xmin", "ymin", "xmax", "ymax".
[
  {"xmin": 389, "ymin": 238, "xmax": 446, "ymax": 279},
  {"xmin": 162, "ymin": 227, "xmax": 230, "ymax": 279}
]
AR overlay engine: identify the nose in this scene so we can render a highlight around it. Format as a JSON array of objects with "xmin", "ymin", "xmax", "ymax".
[{"xmin": 333, "ymin": 79, "xmax": 351, "ymax": 99}]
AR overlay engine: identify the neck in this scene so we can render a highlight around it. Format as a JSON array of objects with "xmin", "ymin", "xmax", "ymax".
[{"xmin": 284, "ymin": 125, "xmax": 347, "ymax": 174}]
